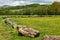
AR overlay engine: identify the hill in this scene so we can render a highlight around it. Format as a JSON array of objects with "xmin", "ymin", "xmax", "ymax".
[{"xmin": 0, "ymin": 2, "xmax": 60, "ymax": 15}]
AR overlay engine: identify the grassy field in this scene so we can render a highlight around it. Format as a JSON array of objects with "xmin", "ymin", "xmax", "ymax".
[{"xmin": 0, "ymin": 17, "xmax": 60, "ymax": 40}]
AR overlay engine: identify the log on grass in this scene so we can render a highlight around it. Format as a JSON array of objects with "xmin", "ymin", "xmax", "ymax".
[
  {"xmin": 17, "ymin": 25, "xmax": 40, "ymax": 38},
  {"xmin": 12, "ymin": 23, "xmax": 17, "ymax": 28},
  {"xmin": 3, "ymin": 17, "xmax": 10, "ymax": 24},
  {"xmin": 42, "ymin": 35, "xmax": 60, "ymax": 40},
  {"xmin": 3, "ymin": 17, "xmax": 17, "ymax": 28}
]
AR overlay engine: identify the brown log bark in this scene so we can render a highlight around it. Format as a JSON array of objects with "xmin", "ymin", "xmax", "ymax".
[
  {"xmin": 42, "ymin": 35, "xmax": 60, "ymax": 40},
  {"xmin": 17, "ymin": 25, "xmax": 40, "ymax": 37},
  {"xmin": 3, "ymin": 18, "xmax": 17, "ymax": 28}
]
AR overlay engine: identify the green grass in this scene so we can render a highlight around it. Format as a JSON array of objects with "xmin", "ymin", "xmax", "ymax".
[{"xmin": 0, "ymin": 17, "xmax": 60, "ymax": 40}]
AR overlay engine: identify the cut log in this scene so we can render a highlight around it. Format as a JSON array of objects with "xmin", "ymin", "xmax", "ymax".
[
  {"xmin": 42, "ymin": 35, "xmax": 60, "ymax": 40},
  {"xmin": 17, "ymin": 25, "xmax": 40, "ymax": 38},
  {"xmin": 3, "ymin": 17, "xmax": 10, "ymax": 24},
  {"xmin": 12, "ymin": 23, "xmax": 17, "ymax": 28},
  {"xmin": 3, "ymin": 17, "xmax": 17, "ymax": 28},
  {"xmin": 3, "ymin": 17, "xmax": 40, "ymax": 37}
]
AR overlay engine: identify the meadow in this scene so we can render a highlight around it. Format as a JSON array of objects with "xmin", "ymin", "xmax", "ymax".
[{"xmin": 0, "ymin": 16, "xmax": 60, "ymax": 40}]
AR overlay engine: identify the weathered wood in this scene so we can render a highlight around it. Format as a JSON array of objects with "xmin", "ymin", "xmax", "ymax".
[
  {"xmin": 3, "ymin": 17, "xmax": 10, "ymax": 24},
  {"xmin": 17, "ymin": 25, "xmax": 40, "ymax": 37},
  {"xmin": 42, "ymin": 35, "xmax": 60, "ymax": 40},
  {"xmin": 12, "ymin": 23, "xmax": 17, "ymax": 28},
  {"xmin": 3, "ymin": 17, "xmax": 17, "ymax": 28},
  {"xmin": 3, "ymin": 17, "xmax": 40, "ymax": 37}
]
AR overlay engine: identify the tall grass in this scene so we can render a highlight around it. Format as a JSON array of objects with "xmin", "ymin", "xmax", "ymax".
[{"xmin": 0, "ymin": 17, "xmax": 60, "ymax": 40}]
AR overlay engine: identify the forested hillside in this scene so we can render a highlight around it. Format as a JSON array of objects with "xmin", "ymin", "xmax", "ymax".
[{"xmin": 0, "ymin": 2, "xmax": 60, "ymax": 15}]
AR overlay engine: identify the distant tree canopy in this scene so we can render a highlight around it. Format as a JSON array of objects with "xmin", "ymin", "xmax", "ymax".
[
  {"xmin": 0, "ymin": 2, "xmax": 60, "ymax": 15},
  {"xmin": 49, "ymin": 2, "xmax": 60, "ymax": 15}
]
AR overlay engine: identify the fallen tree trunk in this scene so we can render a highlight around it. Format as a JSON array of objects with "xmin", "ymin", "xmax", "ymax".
[
  {"xmin": 3, "ymin": 17, "xmax": 10, "ymax": 24},
  {"xmin": 3, "ymin": 17, "xmax": 40, "ymax": 37},
  {"xmin": 17, "ymin": 25, "xmax": 40, "ymax": 38},
  {"xmin": 42, "ymin": 35, "xmax": 60, "ymax": 40},
  {"xmin": 3, "ymin": 17, "xmax": 17, "ymax": 28}
]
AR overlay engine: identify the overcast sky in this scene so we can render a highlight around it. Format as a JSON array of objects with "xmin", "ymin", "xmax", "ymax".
[{"xmin": 0, "ymin": 0, "xmax": 60, "ymax": 6}]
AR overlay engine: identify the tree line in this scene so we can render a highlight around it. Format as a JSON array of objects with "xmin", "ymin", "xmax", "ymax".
[{"xmin": 0, "ymin": 2, "xmax": 60, "ymax": 15}]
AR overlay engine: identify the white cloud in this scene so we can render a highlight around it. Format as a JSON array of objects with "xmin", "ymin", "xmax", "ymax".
[
  {"xmin": 57, "ymin": 0, "xmax": 60, "ymax": 2},
  {"xmin": 0, "ymin": 0, "xmax": 14, "ymax": 6},
  {"xmin": 0, "ymin": 0, "xmax": 60, "ymax": 6},
  {"xmin": 9, "ymin": 1, "xmax": 35, "ymax": 6},
  {"xmin": 9, "ymin": 0, "xmax": 53, "ymax": 6},
  {"xmin": 39, "ymin": 3, "xmax": 52, "ymax": 5},
  {"xmin": 44, "ymin": 0, "xmax": 56, "ymax": 2}
]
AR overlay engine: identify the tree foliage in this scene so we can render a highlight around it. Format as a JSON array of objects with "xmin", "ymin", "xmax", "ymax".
[{"xmin": 0, "ymin": 2, "xmax": 60, "ymax": 15}]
